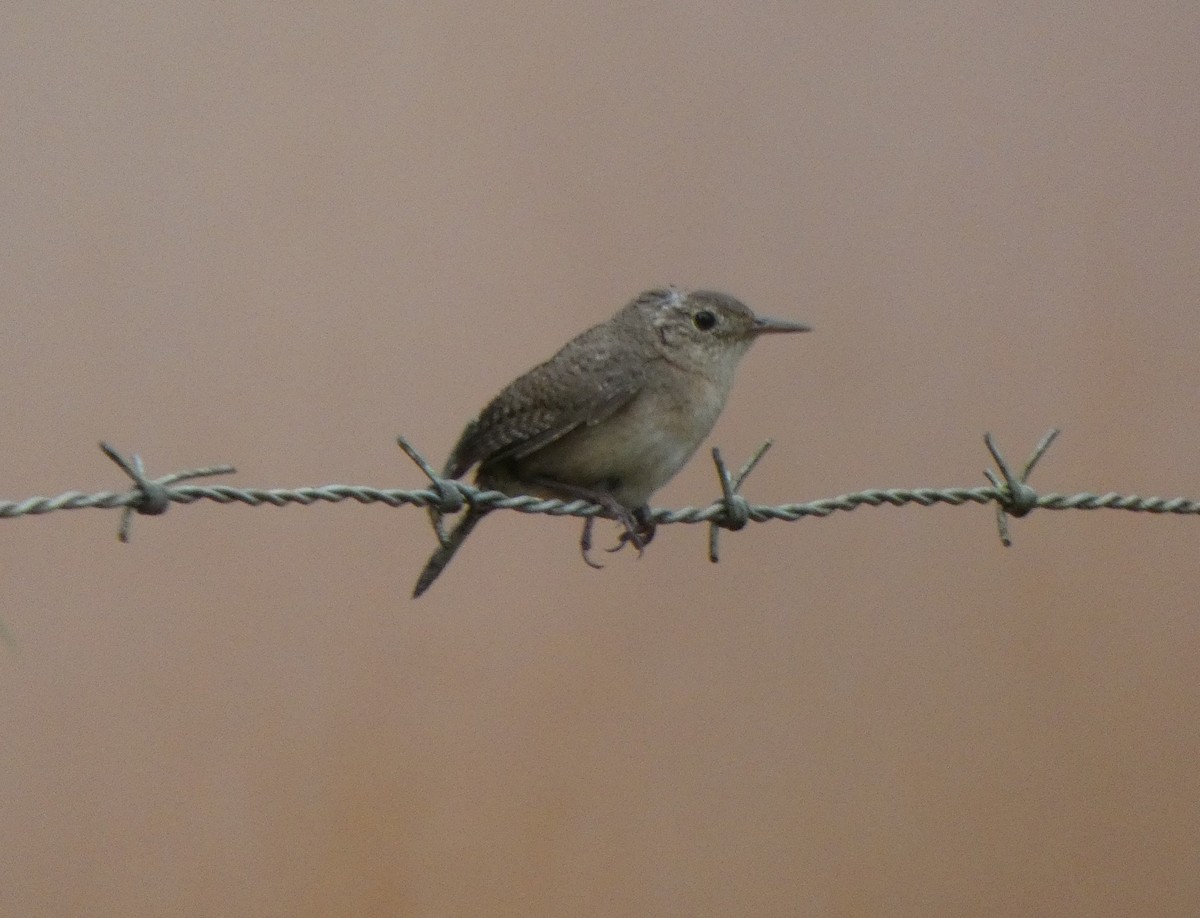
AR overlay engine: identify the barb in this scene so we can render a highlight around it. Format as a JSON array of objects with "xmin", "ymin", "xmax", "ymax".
[
  {"xmin": 983, "ymin": 428, "xmax": 1059, "ymax": 547},
  {"xmin": 99, "ymin": 442, "xmax": 237, "ymax": 542},
  {"xmin": 2, "ymin": 433, "xmax": 1199, "ymax": 565},
  {"xmin": 708, "ymin": 440, "xmax": 773, "ymax": 563},
  {"xmin": 398, "ymin": 435, "xmax": 461, "ymax": 547}
]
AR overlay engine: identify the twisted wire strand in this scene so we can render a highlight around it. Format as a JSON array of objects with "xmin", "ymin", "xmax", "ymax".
[{"xmin": 2, "ymin": 434, "xmax": 1199, "ymax": 553}]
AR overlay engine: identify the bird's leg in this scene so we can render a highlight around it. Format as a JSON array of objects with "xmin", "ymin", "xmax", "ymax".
[{"xmin": 528, "ymin": 476, "xmax": 647, "ymax": 567}]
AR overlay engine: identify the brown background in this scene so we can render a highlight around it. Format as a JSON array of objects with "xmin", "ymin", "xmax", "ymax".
[{"xmin": 2, "ymin": 3, "xmax": 1199, "ymax": 915}]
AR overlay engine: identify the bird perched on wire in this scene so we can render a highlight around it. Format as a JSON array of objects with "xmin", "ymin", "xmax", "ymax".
[{"xmin": 412, "ymin": 286, "xmax": 811, "ymax": 597}]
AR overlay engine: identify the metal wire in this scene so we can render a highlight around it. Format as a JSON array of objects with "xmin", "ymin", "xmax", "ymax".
[{"xmin": 2, "ymin": 432, "xmax": 1198, "ymax": 557}]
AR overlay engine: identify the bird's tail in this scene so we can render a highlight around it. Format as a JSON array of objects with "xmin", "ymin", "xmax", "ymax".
[{"xmin": 411, "ymin": 507, "xmax": 489, "ymax": 598}]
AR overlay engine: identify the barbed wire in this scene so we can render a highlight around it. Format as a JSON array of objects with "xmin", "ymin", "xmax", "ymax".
[{"xmin": 1, "ymin": 430, "xmax": 1198, "ymax": 562}]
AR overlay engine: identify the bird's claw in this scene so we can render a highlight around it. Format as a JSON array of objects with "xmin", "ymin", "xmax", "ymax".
[
  {"xmin": 605, "ymin": 508, "xmax": 656, "ymax": 556},
  {"xmin": 580, "ymin": 517, "xmax": 605, "ymax": 569},
  {"xmin": 579, "ymin": 507, "xmax": 656, "ymax": 567}
]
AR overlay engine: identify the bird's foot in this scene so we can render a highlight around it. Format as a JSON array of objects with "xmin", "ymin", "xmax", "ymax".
[
  {"xmin": 605, "ymin": 505, "xmax": 656, "ymax": 556},
  {"xmin": 529, "ymin": 475, "xmax": 652, "ymax": 570},
  {"xmin": 579, "ymin": 506, "xmax": 655, "ymax": 567}
]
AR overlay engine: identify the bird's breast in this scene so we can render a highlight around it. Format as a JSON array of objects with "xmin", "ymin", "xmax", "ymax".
[{"xmin": 509, "ymin": 368, "xmax": 734, "ymax": 507}]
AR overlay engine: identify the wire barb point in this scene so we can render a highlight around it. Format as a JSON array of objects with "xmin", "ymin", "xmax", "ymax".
[
  {"xmin": 707, "ymin": 440, "xmax": 772, "ymax": 563},
  {"xmin": 99, "ymin": 442, "xmax": 235, "ymax": 542},
  {"xmin": 397, "ymin": 435, "xmax": 464, "ymax": 547},
  {"xmin": 982, "ymin": 429, "xmax": 1060, "ymax": 547}
]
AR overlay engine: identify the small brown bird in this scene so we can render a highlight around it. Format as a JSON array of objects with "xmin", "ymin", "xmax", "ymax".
[{"xmin": 412, "ymin": 286, "xmax": 810, "ymax": 597}]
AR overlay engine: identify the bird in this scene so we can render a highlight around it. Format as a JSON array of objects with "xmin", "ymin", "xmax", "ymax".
[{"xmin": 412, "ymin": 286, "xmax": 810, "ymax": 597}]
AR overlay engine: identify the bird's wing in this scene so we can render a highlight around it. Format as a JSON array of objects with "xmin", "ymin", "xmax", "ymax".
[{"xmin": 444, "ymin": 328, "xmax": 649, "ymax": 477}]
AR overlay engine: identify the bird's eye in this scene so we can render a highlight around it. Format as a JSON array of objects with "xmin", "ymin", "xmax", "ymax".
[{"xmin": 693, "ymin": 310, "xmax": 717, "ymax": 331}]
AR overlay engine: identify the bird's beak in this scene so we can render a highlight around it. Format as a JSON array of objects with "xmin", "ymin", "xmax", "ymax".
[{"xmin": 752, "ymin": 315, "xmax": 812, "ymax": 335}]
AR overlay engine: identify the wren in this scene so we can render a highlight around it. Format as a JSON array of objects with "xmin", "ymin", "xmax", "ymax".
[{"xmin": 412, "ymin": 286, "xmax": 810, "ymax": 597}]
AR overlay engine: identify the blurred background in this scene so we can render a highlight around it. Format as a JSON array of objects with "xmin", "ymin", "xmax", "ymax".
[{"xmin": 2, "ymin": 3, "xmax": 1198, "ymax": 915}]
